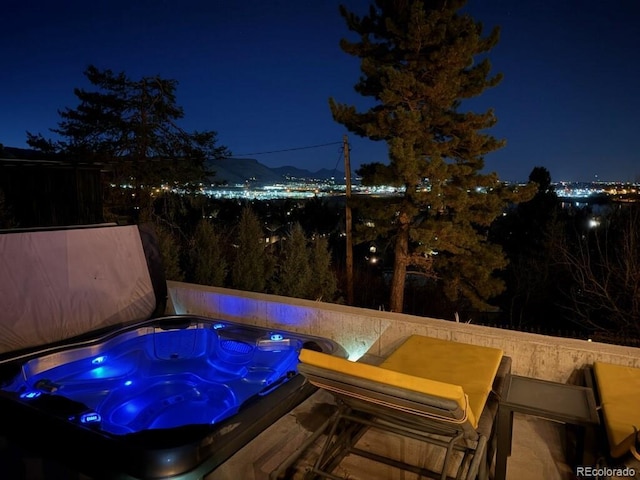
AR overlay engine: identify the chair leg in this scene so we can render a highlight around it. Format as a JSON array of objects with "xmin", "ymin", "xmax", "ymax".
[
  {"xmin": 310, "ymin": 408, "xmax": 369, "ymax": 479},
  {"xmin": 279, "ymin": 401, "xmax": 489, "ymax": 480},
  {"xmin": 269, "ymin": 410, "xmax": 340, "ymax": 480},
  {"xmin": 441, "ymin": 432, "xmax": 464, "ymax": 480},
  {"xmin": 468, "ymin": 435, "xmax": 488, "ymax": 480}
]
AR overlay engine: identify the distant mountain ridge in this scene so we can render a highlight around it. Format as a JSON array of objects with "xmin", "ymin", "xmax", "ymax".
[
  {"xmin": 1, "ymin": 146, "xmax": 55, "ymax": 160},
  {"xmin": 207, "ymin": 158, "xmax": 344, "ymax": 185},
  {"xmin": 0, "ymin": 146, "xmax": 345, "ymax": 185}
]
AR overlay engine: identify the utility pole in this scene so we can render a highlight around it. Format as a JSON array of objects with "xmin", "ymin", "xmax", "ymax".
[{"xmin": 343, "ymin": 135, "xmax": 354, "ymax": 305}]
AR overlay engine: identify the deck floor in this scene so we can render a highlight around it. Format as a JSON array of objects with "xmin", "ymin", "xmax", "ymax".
[
  {"xmin": 6, "ymin": 387, "xmax": 638, "ymax": 479},
  {"xmin": 209, "ymin": 389, "xmax": 579, "ymax": 480}
]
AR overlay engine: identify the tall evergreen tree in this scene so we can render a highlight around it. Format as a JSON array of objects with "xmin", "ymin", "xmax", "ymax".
[
  {"xmin": 490, "ymin": 166, "xmax": 563, "ymax": 327},
  {"xmin": 309, "ymin": 234, "xmax": 339, "ymax": 301},
  {"xmin": 231, "ymin": 207, "xmax": 273, "ymax": 293},
  {"xmin": 26, "ymin": 65, "xmax": 230, "ymax": 219},
  {"xmin": 273, "ymin": 223, "xmax": 313, "ymax": 299},
  {"xmin": 330, "ymin": 0, "xmax": 534, "ymax": 312},
  {"xmin": 153, "ymin": 223, "xmax": 184, "ymax": 282},
  {"xmin": 190, "ymin": 219, "xmax": 227, "ymax": 287}
]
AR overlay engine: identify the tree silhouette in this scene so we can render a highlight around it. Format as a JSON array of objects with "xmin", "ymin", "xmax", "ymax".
[
  {"xmin": 273, "ymin": 223, "xmax": 313, "ymax": 298},
  {"xmin": 271, "ymin": 223, "xmax": 338, "ymax": 301},
  {"xmin": 528, "ymin": 166, "xmax": 552, "ymax": 193},
  {"xmin": 231, "ymin": 207, "xmax": 273, "ymax": 293},
  {"xmin": 309, "ymin": 234, "xmax": 339, "ymax": 301},
  {"xmin": 330, "ymin": 0, "xmax": 534, "ymax": 312},
  {"xmin": 26, "ymin": 65, "xmax": 230, "ymax": 220},
  {"xmin": 190, "ymin": 219, "xmax": 227, "ymax": 287},
  {"xmin": 490, "ymin": 166, "xmax": 564, "ymax": 327},
  {"xmin": 154, "ymin": 223, "xmax": 184, "ymax": 282},
  {"xmin": 555, "ymin": 204, "xmax": 640, "ymax": 337}
]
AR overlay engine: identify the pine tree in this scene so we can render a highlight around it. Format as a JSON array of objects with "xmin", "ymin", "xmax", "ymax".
[
  {"xmin": 309, "ymin": 234, "xmax": 338, "ymax": 301},
  {"xmin": 26, "ymin": 65, "xmax": 230, "ymax": 219},
  {"xmin": 153, "ymin": 224, "xmax": 184, "ymax": 282},
  {"xmin": 273, "ymin": 223, "xmax": 313, "ymax": 299},
  {"xmin": 190, "ymin": 219, "xmax": 227, "ymax": 287},
  {"xmin": 231, "ymin": 207, "xmax": 272, "ymax": 292},
  {"xmin": 490, "ymin": 166, "xmax": 563, "ymax": 327},
  {"xmin": 330, "ymin": 0, "xmax": 534, "ymax": 312}
]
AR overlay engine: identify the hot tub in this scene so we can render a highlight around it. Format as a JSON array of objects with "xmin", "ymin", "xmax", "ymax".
[{"xmin": 0, "ymin": 315, "xmax": 346, "ymax": 479}]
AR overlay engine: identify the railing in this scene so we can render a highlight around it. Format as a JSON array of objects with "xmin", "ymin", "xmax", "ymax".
[{"xmin": 478, "ymin": 322, "xmax": 640, "ymax": 348}]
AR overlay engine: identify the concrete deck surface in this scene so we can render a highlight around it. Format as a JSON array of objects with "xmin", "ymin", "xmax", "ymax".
[
  {"xmin": 208, "ymin": 389, "xmax": 580, "ymax": 480},
  {"xmin": 7, "ymin": 387, "xmax": 638, "ymax": 480}
]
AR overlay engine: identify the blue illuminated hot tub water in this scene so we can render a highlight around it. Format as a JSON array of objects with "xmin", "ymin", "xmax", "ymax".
[
  {"xmin": 3, "ymin": 320, "xmax": 304, "ymax": 435},
  {"xmin": 0, "ymin": 316, "xmax": 346, "ymax": 478}
]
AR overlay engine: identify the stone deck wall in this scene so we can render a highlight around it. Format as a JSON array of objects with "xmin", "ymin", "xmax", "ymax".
[{"xmin": 167, "ymin": 281, "xmax": 640, "ymax": 382}]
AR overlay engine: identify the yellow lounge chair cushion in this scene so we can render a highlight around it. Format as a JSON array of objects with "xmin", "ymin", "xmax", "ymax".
[
  {"xmin": 594, "ymin": 361, "xmax": 640, "ymax": 458},
  {"xmin": 299, "ymin": 348, "xmax": 475, "ymax": 426},
  {"xmin": 300, "ymin": 335, "xmax": 503, "ymax": 429},
  {"xmin": 379, "ymin": 335, "xmax": 503, "ymax": 428}
]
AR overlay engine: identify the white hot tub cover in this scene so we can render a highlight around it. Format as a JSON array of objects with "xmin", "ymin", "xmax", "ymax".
[{"xmin": 0, "ymin": 224, "xmax": 166, "ymax": 355}]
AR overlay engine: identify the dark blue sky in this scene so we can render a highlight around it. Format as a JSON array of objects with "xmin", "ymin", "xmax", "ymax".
[{"xmin": 2, "ymin": 0, "xmax": 639, "ymax": 182}]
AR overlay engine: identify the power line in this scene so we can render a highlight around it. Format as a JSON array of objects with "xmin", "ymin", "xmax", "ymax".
[
  {"xmin": 332, "ymin": 145, "xmax": 344, "ymax": 175},
  {"xmin": 233, "ymin": 141, "xmax": 342, "ymax": 157}
]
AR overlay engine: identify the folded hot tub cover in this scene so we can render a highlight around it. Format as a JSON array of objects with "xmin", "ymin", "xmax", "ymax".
[{"xmin": 0, "ymin": 224, "xmax": 166, "ymax": 355}]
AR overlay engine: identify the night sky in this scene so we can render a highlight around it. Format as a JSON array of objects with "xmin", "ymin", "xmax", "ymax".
[{"xmin": 2, "ymin": 0, "xmax": 639, "ymax": 182}]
